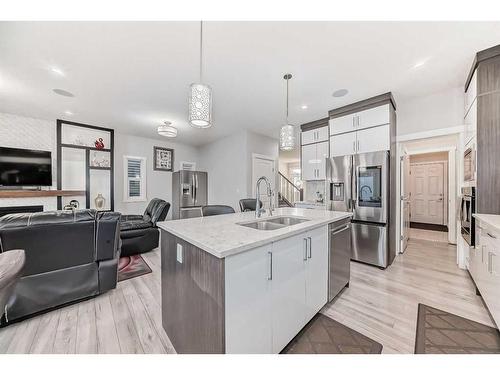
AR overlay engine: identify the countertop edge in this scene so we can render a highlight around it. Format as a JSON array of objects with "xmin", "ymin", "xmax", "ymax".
[
  {"xmin": 158, "ymin": 213, "xmax": 352, "ymax": 259},
  {"xmin": 473, "ymin": 214, "xmax": 500, "ymax": 232}
]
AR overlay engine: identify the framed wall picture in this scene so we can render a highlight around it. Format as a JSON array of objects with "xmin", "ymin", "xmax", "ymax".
[{"xmin": 153, "ymin": 146, "xmax": 174, "ymax": 171}]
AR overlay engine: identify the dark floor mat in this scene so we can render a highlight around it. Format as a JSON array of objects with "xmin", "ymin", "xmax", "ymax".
[
  {"xmin": 415, "ymin": 303, "xmax": 500, "ymax": 354},
  {"xmin": 281, "ymin": 313, "xmax": 383, "ymax": 354},
  {"xmin": 410, "ymin": 222, "xmax": 448, "ymax": 232}
]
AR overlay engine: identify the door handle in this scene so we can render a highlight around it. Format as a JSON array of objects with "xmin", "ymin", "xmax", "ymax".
[
  {"xmin": 307, "ymin": 237, "xmax": 312, "ymax": 258},
  {"xmin": 303, "ymin": 238, "xmax": 308, "ymax": 261},
  {"xmin": 268, "ymin": 251, "xmax": 273, "ymax": 280}
]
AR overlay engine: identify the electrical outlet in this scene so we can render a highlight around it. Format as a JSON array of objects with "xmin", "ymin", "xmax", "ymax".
[{"xmin": 176, "ymin": 243, "xmax": 183, "ymax": 263}]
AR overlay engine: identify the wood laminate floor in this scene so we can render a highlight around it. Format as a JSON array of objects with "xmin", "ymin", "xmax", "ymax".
[
  {"xmin": 322, "ymin": 236, "xmax": 496, "ymax": 353},
  {"xmin": 0, "ymin": 236, "xmax": 495, "ymax": 354}
]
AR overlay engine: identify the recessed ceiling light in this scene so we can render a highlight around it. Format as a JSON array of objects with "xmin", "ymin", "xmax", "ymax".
[
  {"xmin": 64, "ymin": 110, "xmax": 73, "ymax": 116},
  {"xmin": 413, "ymin": 58, "xmax": 430, "ymax": 69},
  {"xmin": 158, "ymin": 121, "xmax": 177, "ymax": 138},
  {"xmin": 53, "ymin": 88, "xmax": 75, "ymax": 97},
  {"xmin": 50, "ymin": 67, "xmax": 65, "ymax": 77},
  {"xmin": 332, "ymin": 89, "xmax": 349, "ymax": 98},
  {"xmin": 301, "ymin": 105, "xmax": 308, "ymax": 110}
]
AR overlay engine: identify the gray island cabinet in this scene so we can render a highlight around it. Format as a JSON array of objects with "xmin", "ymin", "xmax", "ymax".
[{"xmin": 158, "ymin": 207, "xmax": 352, "ymax": 354}]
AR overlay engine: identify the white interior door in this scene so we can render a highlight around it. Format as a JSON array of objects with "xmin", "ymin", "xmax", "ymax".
[
  {"xmin": 252, "ymin": 154, "xmax": 276, "ymax": 209},
  {"xmin": 410, "ymin": 163, "xmax": 445, "ymax": 225},
  {"xmin": 400, "ymin": 154, "xmax": 411, "ymax": 252}
]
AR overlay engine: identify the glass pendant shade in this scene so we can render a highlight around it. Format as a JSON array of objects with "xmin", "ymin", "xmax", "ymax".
[
  {"xmin": 188, "ymin": 83, "xmax": 212, "ymax": 128},
  {"xmin": 157, "ymin": 122, "xmax": 177, "ymax": 137},
  {"xmin": 280, "ymin": 124, "xmax": 295, "ymax": 151}
]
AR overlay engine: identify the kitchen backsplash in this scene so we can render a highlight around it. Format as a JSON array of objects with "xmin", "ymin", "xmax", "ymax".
[{"xmin": 304, "ymin": 181, "xmax": 326, "ymax": 203}]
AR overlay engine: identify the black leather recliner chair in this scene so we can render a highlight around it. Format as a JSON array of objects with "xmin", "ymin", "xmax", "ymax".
[
  {"xmin": 120, "ymin": 198, "xmax": 170, "ymax": 257},
  {"xmin": 0, "ymin": 209, "xmax": 121, "ymax": 324}
]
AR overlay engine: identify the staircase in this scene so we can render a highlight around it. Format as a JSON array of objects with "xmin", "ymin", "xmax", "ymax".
[{"xmin": 278, "ymin": 172, "xmax": 303, "ymax": 208}]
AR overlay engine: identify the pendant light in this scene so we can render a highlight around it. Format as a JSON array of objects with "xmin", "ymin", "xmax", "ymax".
[
  {"xmin": 188, "ymin": 21, "xmax": 213, "ymax": 128},
  {"xmin": 280, "ymin": 73, "xmax": 295, "ymax": 151},
  {"xmin": 158, "ymin": 121, "xmax": 177, "ymax": 137}
]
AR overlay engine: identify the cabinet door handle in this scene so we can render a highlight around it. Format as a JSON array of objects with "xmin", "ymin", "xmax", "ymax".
[
  {"xmin": 487, "ymin": 232, "xmax": 497, "ymax": 239},
  {"xmin": 482, "ymin": 245, "xmax": 485, "ymax": 263},
  {"xmin": 353, "ymin": 141, "xmax": 356, "ymax": 152},
  {"xmin": 357, "ymin": 140, "xmax": 360, "ymax": 151},
  {"xmin": 303, "ymin": 238, "xmax": 308, "ymax": 261},
  {"xmin": 307, "ymin": 237, "xmax": 312, "ymax": 258},
  {"xmin": 267, "ymin": 251, "xmax": 273, "ymax": 280}
]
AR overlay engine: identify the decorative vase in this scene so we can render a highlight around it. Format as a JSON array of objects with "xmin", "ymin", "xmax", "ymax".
[
  {"xmin": 95, "ymin": 138, "xmax": 105, "ymax": 149},
  {"xmin": 94, "ymin": 193, "xmax": 105, "ymax": 210},
  {"xmin": 69, "ymin": 200, "xmax": 80, "ymax": 209}
]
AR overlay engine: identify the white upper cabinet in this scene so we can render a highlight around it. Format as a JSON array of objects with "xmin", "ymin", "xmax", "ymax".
[
  {"xmin": 330, "ymin": 131, "xmax": 357, "ymax": 157},
  {"xmin": 329, "ymin": 103, "xmax": 392, "ymax": 158},
  {"xmin": 464, "ymin": 99, "xmax": 477, "ymax": 146},
  {"xmin": 315, "ymin": 141, "xmax": 329, "ymax": 180},
  {"xmin": 356, "ymin": 124, "xmax": 390, "ymax": 154},
  {"xmin": 302, "ymin": 126, "xmax": 329, "ymax": 145},
  {"xmin": 301, "ymin": 143, "xmax": 317, "ymax": 181},
  {"xmin": 465, "ymin": 70, "xmax": 477, "ymax": 117},
  {"xmin": 329, "ymin": 104, "xmax": 390, "ymax": 135},
  {"xmin": 329, "ymin": 114, "xmax": 357, "ymax": 135},
  {"xmin": 356, "ymin": 104, "xmax": 390, "ymax": 130},
  {"xmin": 301, "ymin": 141, "xmax": 328, "ymax": 181}
]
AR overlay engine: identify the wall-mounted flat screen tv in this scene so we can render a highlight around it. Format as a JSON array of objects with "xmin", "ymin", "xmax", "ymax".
[{"xmin": 0, "ymin": 146, "xmax": 52, "ymax": 186}]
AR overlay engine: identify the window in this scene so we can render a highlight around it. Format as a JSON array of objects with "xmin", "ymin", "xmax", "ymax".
[{"xmin": 123, "ymin": 156, "xmax": 146, "ymax": 202}]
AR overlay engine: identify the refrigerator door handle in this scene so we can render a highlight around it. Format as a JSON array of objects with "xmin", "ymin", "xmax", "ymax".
[
  {"xmin": 191, "ymin": 174, "xmax": 196, "ymax": 204},
  {"xmin": 195, "ymin": 174, "xmax": 199, "ymax": 204}
]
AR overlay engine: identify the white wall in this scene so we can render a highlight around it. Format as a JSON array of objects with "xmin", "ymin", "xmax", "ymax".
[
  {"xmin": 397, "ymin": 86, "xmax": 464, "ymax": 136},
  {"xmin": 0, "ymin": 111, "xmax": 200, "ymax": 218},
  {"xmin": 198, "ymin": 129, "xmax": 278, "ymax": 211},
  {"xmin": 0, "ymin": 112, "xmax": 58, "ymax": 210},
  {"xmin": 113, "ymin": 132, "xmax": 199, "ymax": 218}
]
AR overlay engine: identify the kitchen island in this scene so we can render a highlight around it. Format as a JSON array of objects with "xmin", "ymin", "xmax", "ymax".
[{"xmin": 157, "ymin": 207, "xmax": 352, "ymax": 354}]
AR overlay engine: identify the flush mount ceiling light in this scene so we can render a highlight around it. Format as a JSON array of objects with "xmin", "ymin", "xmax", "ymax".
[
  {"xmin": 301, "ymin": 104, "xmax": 308, "ymax": 110},
  {"xmin": 279, "ymin": 73, "xmax": 296, "ymax": 151},
  {"xmin": 53, "ymin": 88, "xmax": 75, "ymax": 97},
  {"xmin": 158, "ymin": 121, "xmax": 177, "ymax": 138},
  {"xmin": 188, "ymin": 21, "xmax": 212, "ymax": 129},
  {"xmin": 332, "ymin": 89, "xmax": 349, "ymax": 97},
  {"xmin": 64, "ymin": 110, "xmax": 73, "ymax": 116}
]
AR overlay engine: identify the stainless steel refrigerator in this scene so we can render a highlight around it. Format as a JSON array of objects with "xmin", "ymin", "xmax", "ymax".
[
  {"xmin": 172, "ymin": 170, "xmax": 208, "ymax": 220},
  {"xmin": 326, "ymin": 151, "xmax": 395, "ymax": 268}
]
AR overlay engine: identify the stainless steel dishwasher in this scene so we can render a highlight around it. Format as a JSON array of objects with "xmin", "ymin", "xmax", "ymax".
[{"xmin": 328, "ymin": 218, "xmax": 351, "ymax": 301}]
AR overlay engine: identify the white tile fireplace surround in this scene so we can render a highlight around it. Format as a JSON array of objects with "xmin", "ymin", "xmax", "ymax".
[{"xmin": 0, "ymin": 112, "xmax": 58, "ymax": 211}]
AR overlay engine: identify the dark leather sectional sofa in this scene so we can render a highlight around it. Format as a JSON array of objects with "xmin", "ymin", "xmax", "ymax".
[{"xmin": 0, "ymin": 209, "xmax": 121, "ymax": 324}]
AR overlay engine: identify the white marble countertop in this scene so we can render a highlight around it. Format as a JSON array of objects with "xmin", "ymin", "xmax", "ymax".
[
  {"xmin": 473, "ymin": 214, "xmax": 500, "ymax": 232},
  {"xmin": 158, "ymin": 207, "xmax": 352, "ymax": 258},
  {"xmin": 294, "ymin": 201, "xmax": 326, "ymax": 206}
]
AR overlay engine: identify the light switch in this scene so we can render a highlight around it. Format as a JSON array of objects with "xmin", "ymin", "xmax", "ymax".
[{"xmin": 176, "ymin": 243, "xmax": 183, "ymax": 264}]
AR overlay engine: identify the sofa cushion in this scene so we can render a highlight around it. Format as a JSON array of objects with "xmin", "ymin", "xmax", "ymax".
[{"xmin": 120, "ymin": 220, "xmax": 153, "ymax": 232}]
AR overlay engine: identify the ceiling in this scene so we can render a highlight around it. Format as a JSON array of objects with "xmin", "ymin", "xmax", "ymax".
[{"xmin": 1, "ymin": 21, "xmax": 500, "ymax": 146}]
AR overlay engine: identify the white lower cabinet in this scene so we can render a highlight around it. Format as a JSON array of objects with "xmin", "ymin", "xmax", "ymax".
[
  {"xmin": 224, "ymin": 225, "xmax": 329, "ymax": 353},
  {"xmin": 470, "ymin": 220, "xmax": 500, "ymax": 327},
  {"xmin": 304, "ymin": 227, "xmax": 329, "ymax": 321},
  {"xmin": 225, "ymin": 244, "xmax": 272, "ymax": 353}
]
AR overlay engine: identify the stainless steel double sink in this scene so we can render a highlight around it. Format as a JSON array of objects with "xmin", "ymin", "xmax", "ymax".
[{"xmin": 237, "ymin": 216, "xmax": 310, "ymax": 231}]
